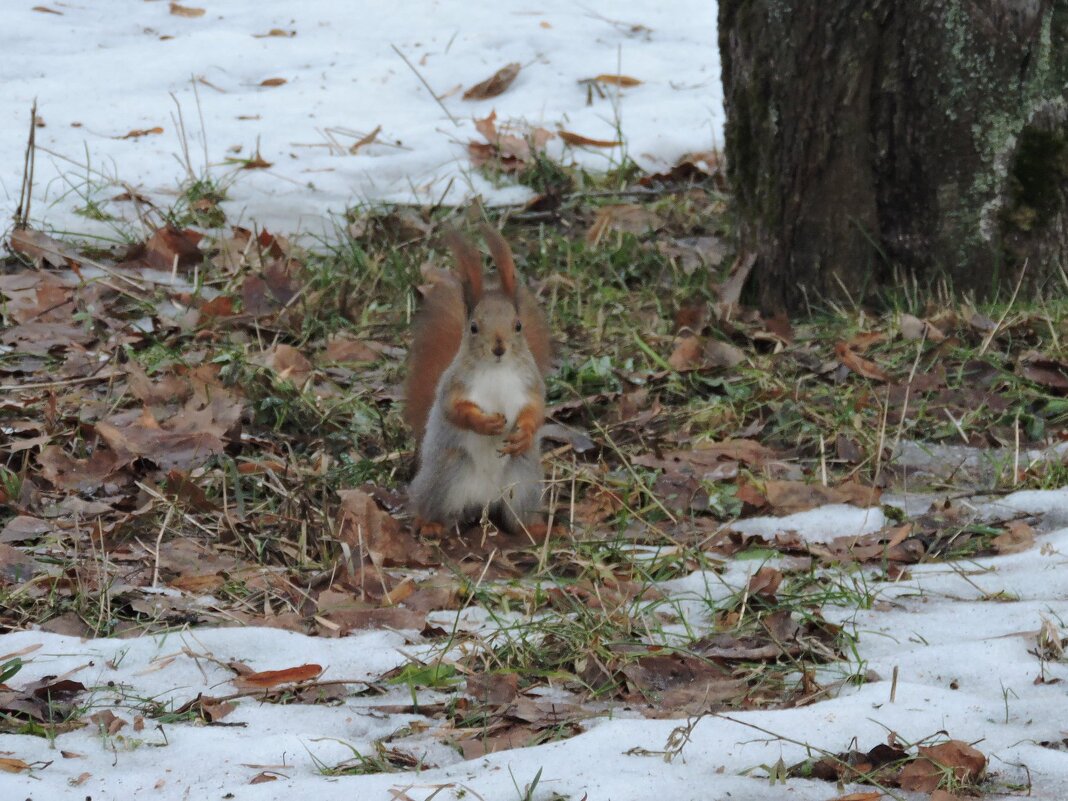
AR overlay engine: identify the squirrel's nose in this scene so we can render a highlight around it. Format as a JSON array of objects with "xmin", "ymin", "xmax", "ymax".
[{"xmin": 492, "ymin": 339, "xmax": 505, "ymax": 357}]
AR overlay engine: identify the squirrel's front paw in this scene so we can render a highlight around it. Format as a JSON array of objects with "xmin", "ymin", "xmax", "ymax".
[
  {"xmin": 472, "ymin": 412, "xmax": 507, "ymax": 436},
  {"xmin": 500, "ymin": 426, "xmax": 533, "ymax": 456}
]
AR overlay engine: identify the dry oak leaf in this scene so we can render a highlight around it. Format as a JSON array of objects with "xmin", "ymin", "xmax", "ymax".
[
  {"xmin": 37, "ymin": 446, "xmax": 119, "ymax": 493},
  {"xmin": 463, "ymin": 62, "xmax": 521, "ymax": 100},
  {"xmin": 714, "ymin": 252, "xmax": 756, "ymax": 320},
  {"xmin": 668, "ymin": 333, "xmax": 703, "ymax": 370},
  {"xmin": 89, "ymin": 710, "xmax": 127, "ymax": 735},
  {"xmin": 235, "ymin": 663, "xmax": 323, "ymax": 689},
  {"xmin": 992, "ymin": 520, "xmax": 1035, "ymax": 554},
  {"xmin": 261, "ymin": 344, "xmax": 313, "ymax": 385},
  {"xmin": 467, "ymin": 111, "xmax": 552, "ymax": 172},
  {"xmin": 9, "ymin": 228, "xmax": 75, "ymax": 268},
  {"xmin": 323, "ymin": 336, "xmax": 380, "ymax": 363},
  {"xmin": 591, "ymin": 73, "xmax": 641, "ymax": 86},
  {"xmin": 900, "ymin": 313, "xmax": 946, "ymax": 343},
  {"xmin": 1017, "ymin": 351, "xmax": 1068, "ymax": 394},
  {"xmin": 586, "ymin": 204, "xmax": 663, "ymax": 245},
  {"xmin": 124, "ymin": 363, "xmax": 195, "ymax": 406},
  {"xmin": 337, "ymin": 489, "xmax": 434, "ymax": 568},
  {"xmin": 559, "ymin": 130, "xmax": 622, "ymax": 148},
  {"xmin": 260, "ymin": 77, "xmax": 287, "ymax": 87},
  {"xmin": 747, "ymin": 566, "xmax": 783, "ymax": 598},
  {"xmin": 241, "ymin": 153, "xmax": 273, "ymax": 169},
  {"xmin": 142, "ymin": 225, "xmax": 203, "ymax": 270},
  {"xmin": 169, "ymin": 2, "xmax": 205, "ymax": 17},
  {"xmin": 95, "ymin": 388, "xmax": 243, "ymax": 472},
  {"xmin": 845, "ymin": 331, "xmax": 885, "ymax": 353},
  {"xmin": 119, "ymin": 127, "xmax": 163, "ymax": 139},
  {"xmin": 897, "ymin": 740, "xmax": 986, "ymax": 793},
  {"xmin": 764, "ymin": 479, "xmax": 880, "ymax": 515},
  {"xmin": 622, "ymin": 654, "xmax": 746, "ymax": 714},
  {"xmin": 633, "ymin": 439, "xmax": 777, "ymax": 474},
  {"xmin": 835, "ymin": 342, "xmax": 890, "ymax": 382},
  {"xmin": 465, "ymin": 672, "xmax": 519, "ymax": 706}
]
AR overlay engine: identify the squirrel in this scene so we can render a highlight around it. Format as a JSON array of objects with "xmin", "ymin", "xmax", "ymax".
[{"xmin": 404, "ymin": 227, "xmax": 551, "ymax": 536}]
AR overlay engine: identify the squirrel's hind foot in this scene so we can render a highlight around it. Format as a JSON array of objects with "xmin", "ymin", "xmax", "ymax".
[{"xmin": 412, "ymin": 517, "xmax": 447, "ymax": 538}]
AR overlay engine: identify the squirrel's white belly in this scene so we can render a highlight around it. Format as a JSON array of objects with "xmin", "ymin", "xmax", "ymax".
[
  {"xmin": 464, "ymin": 366, "xmax": 528, "ymax": 424},
  {"xmin": 447, "ymin": 366, "xmax": 530, "ymax": 512}
]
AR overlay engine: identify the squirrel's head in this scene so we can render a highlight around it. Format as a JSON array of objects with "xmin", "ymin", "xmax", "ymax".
[{"xmin": 446, "ymin": 227, "xmax": 532, "ymax": 366}]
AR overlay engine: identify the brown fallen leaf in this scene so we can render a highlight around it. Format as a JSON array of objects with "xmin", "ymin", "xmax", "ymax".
[
  {"xmin": 559, "ymin": 130, "xmax": 622, "ymax": 148},
  {"xmin": 900, "ymin": 313, "xmax": 946, "ymax": 343},
  {"xmin": 349, "ymin": 124, "xmax": 381, "ymax": 154},
  {"xmin": 0, "ymin": 758, "xmax": 33, "ymax": 773},
  {"xmin": 323, "ymin": 336, "xmax": 380, "ymax": 363},
  {"xmin": 198, "ymin": 295, "xmax": 234, "ymax": 318},
  {"xmin": 846, "ymin": 331, "xmax": 885, "ymax": 353},
  {"xmin": 119, "ymin": 127, "xmax": 164, "ymax": 139},
  {"xmin": 0, "ymin": 516, "xmax": 54, "ymax": 544},
  {"xmin": 89, "ymin": 710, "xmax": 127, "ymax": 735},
  {"xmin": 962, "ymin": 305, "xmax": 997, "ymax": 333},
  {"xmin": 252, "ymin": 29, "xmax": 295, "ymax": 38},
  {"xmin": 9, "ymin": 228, "xmax": 74, "ymax": 268},
  {"xmin": 992, "ymin": 520, "xmax": 1035, "ymax": 554},
  {"xmin": 337, "ymin": 489, "xmax": 434, "ymax": 568},
  {"xmin": 467, "ymin": 111, "xmax": 552, "ymax": 172},
  {"xmin": 633, "ymin": 439, "xmax": 777, "ymax": 473},
  {"xmin": 623, "ymin": 654, "xmax": 746, "ymax": 714},
  {"xmin": 463, "ymin": 63, "xmax": 521, "ymax": 100},
  {"xmin": 747, "ymin": 566, "xmax": 783, "ymax": 598},
  {"xmin": 37, "ymin": 446, "xmax": 119, "ymax": 493},
  {"xmin": 169, "ymin": 2, "xmax": 205, "ymax": 17},
  {"xmin": 714, "ymin": 253, "xmax": 756, "ymax": 320},
  {"xmin": 668, "ymin": 334, "xmax": 703, "ymax": 370},
  {"xmin": 315, "ymin": 594, "xmax": 424, "ymax": 633},
  {"xmin": 241, "ymin": 153, "xmax": 273, "ymax": 169},
  {"xmin": 466, "ymin": 672, "xmax": 519, "ymax": 706},
  {"xmin": 236, "ymin": 663, "xmax": 323, "ymax": 689},
  {"xmin": 261, "ymin": 344, "xmax": 313, "ymax": 385},
  {"xmin": 897, "ymin": 740, "xmax": 985, "ymax": 793},
  {"xmin": 1017, "ymin": 351, "xmax": 1068, "ymax": 394},
  {"xmin": 591, "ymin": 73, "xmax": 641, "ymax": 87},
  {"xmin": 763, "ymin": 479, "xmax": 880, "ymax": 514},
  {"xmin": 586, "ymin": 204, "xmax": 663, "ymax": 245},
  {"xmin": 458, "ymin": 724, "xmax": 539, "ymax": 759},
  {"xmin": 260, "ymin": 77, "xmax": 287, "ymax": 87},
  {"xmin": 835, "ymin": 342, "xmax": 890, "ymax": 382},
  {"xmin": 142, "ymin": 225, "xmax": 203, "ymax": 270},
  {"xmin": 250, "ymin": 772, "xmax": 279, "ymax": 784},
  {"xmin": 33, "ymin": 5, "xmax": 63, "ymax": 13},
  {"xmin": 640, "ymin": 150, "xmax": 725, "ymax": 188}
]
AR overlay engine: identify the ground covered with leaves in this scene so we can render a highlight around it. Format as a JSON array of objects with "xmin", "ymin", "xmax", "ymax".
[{"xmin": 3, "ymin": 162, "xmax": 1068, "ymax": 798}]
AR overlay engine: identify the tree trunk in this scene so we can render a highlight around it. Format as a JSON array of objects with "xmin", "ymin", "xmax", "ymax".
[{"xmin": 719, "ymin": 1, "xmax": 1068, "ymax": 312}]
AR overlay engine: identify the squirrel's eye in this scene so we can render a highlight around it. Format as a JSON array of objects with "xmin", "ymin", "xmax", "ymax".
[
  {"xmin": 469, "ymin": 321, "xmax": 479, "ymax": 334},
  {"xmin": 515, "ymin": 320, "xmax": 522, "ymax": 332}
]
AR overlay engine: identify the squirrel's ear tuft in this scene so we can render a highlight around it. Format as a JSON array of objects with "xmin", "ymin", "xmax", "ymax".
[
  {"xmin": 444, "ymin": 230, "xmax": 483, "ymax": 313},
  {"xmin": 482, "ymin": 225, "xmax": 517, "ymax": 302}
]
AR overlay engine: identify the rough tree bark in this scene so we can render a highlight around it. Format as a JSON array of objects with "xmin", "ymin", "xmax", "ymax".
[{"xmin": 719, "ymin": 1, "xmax": 1068, "ymax": 312}]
